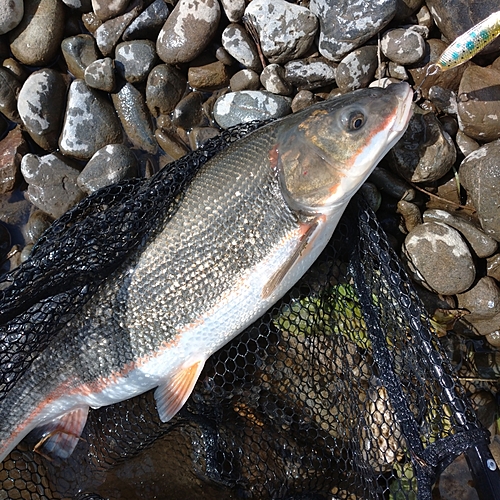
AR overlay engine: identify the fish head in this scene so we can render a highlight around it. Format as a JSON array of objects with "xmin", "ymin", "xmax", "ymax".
[{"xmin": 275, "ymin": 82, "xmax": 414, "ymax": 214}]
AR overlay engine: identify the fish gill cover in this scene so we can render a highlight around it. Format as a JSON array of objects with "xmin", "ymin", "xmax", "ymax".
[{"xmin": 0, "ymin": 122, "xmax": 498, "ymax": 499}]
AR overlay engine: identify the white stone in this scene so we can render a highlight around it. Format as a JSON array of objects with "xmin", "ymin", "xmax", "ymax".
[{"xmin": 0, "ymin": 0, "xmax": 23, "ymax": 35}]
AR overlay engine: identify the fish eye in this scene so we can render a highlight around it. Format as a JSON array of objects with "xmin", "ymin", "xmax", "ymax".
[{"xmin": 348, "ymin": 112, "xmax": 365, "ymax": 131}]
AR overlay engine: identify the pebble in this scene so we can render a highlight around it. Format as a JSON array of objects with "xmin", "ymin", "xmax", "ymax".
[
  {"xmin": 20, "ymin": 153, "xmax": 85, "ymax": 219},
  {"xmin": 61, "ymin": 35, "xmax": 100, "ymax": 80},
  {"xmin": 0, "ymin": 67, "xmax": 22, "ymax": 123},
  {"xmin": 2, "ymin": 57, "xmax": 28, "ymax": 82},
  {"xmin": 402, "ymin": 221, "xmax": 476, "ymax": 295},
  {"xmin": 335, "ymin": 46, "xmax": 378, "ymax": 93},
  {"xmin": 488, "ymin": 254, "xmax": 500, "ymax": 282},
  {"xmin": 291, "ymin": 90, "xmax": 319, "ymax": 113},
  {"xmin": 77, "ymin": 144, "xmax": 138, "ymax": 194},
  {"xmin": 59, "ymin": 79, "xmax": 123, "ymax": 160},
  {"xmin": 9, "ymin": 0, "xmax": 65, "ymax": 66},
  {"xmin": 61, "ymin": 0, "xmax": 91, "ymax": 9},
  {"xmin": 18, "ymin": 69, "xmax": 67, "ymax": 151},
  {"xmin": 188, "ymin": 61, "xmax": 230, "ymax": 91},
  {"xmin": 84, "ymin": 58, "xmax": 116, "ymax": 92},
  {"xmin": 229, "ymin": 69, "xmax": 261, "ymax": 92},
  {"xmin": 260, "ymin": 64, "xmax": 293, "ymax": 96},
  {"xmin": 0, "ymin": 127, "xmax": 27, "ymax": 194},
  {"xmin": 122, "ymin": 0, "xmax": 170, "ymax": 41},
  {"xmin": 157, "ymin": 0, "xmax": 220, "ymax": 65},
  {"xmin": 189, "ymin": 126, "xmax": 220, "ymax": 150},
  {"xmin": 92, "ymin": 0, "xmax": 130, "ymax": 21},
  {"xmin": 244, "ymin": 0, "xmax": 318, "ymax": 65},
  {"xmin": 309, "ymin": 0, "xmax": 396, "ymax": 61},
  {"xmin": 369, "ymin": 167, "xmax": 416, "ymax": 201},
  {"xmin": 381, "ymin": 27, "xmax": 426, "ymax": 65},
  {"xmin": 0, "ymin": 0, "xmax": 23, "ymax": 35},
  {"xmin": 115, "ymin": 40, "xmax": 157, "ymax": 83},
  {"xmin": 455, "ymin": 129, "xmax": 479, "ymax": 157},
  {"xmin": 221, "ymin": 23, "xmax": 262, "ymax": 73},
  {"xmin": 23, "ymin": 209, "xmax": 52, "ymax": 245},
  {"xmin": 171, "ymin": 91, "xmax": 205, "ymax": 130},
  {"xmin": 284, "ymin": 58, "xmax": 337, "ymax": 90},
  {"xmin": 220, "ymin": 0, "xmax": 245, "ymax": 22},
  {"xmin": 457, "ymin": 277, "xmax": 500, "ymax": 322},
  {"xmin": 213, "ymin": 90, "xmax": 292, "ymax": 129},
  {"xmin": 146, "ymin": 64, "xmax": 187, "ymax": 117}
]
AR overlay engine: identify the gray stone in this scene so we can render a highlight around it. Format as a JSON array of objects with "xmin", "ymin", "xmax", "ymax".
[
  {"xmin": 455, "ymin": 130, "xmax": 479, "ymax": 158},
  {"xmin": 0, "ymin": 127, "xmax": 27, "ymax": 193},
  {"xmin": 146, "ymin": 64, "xmax": 187, "ymax": 117},
  {"xmin": 381, "ymin": 27, "xmax": 426, "ymax": 65},
  {"xmin": 221, "ymin": 23, "xmax": 262, "ymax": 73},
  {"xmin": 487, "ymin": 254, "xmax": 500, "ymax": 282},
  {"xmin": 229, "ymin": 69, "xmax": 261, "ymax": 91},
  {"xmin": 94, "ymin": 6, "xmax": 139, "ymax": 56},
  {"xmin": 59, "ymin": 79, "xmax": 123, "ymax": 160},
  {"xmin": 369, "ymin": 166, "xmax": 415, "ymax": 201},
  {"xmin": 393, "ymin": 0, "xmax": 423, "ymax": 22},
  {"xmin": 0, "ymin": 67, "xmax": 22, "ymax": 123},
  {"xmin": 20, "ymin": 153, "xmax": 85, "ymax": 219},
  {"xmin": 284, "ymin": 58, "xmax": 337, "ymax": 90},
  {"xmin": 221, "ymin": 0, "xmax": 245, "ymax": 22},
  {"xmin": 115, "ymin": 40, "xmax": 157, "ymax": 83},
  {"xmin": 309, "ymin": 0, "xmax": 397, "ymax": 61},
  {"xmin": 18, "ymin": 69, "xmax": 67, "ymax": 151},
  {"xmin": 427, "ymin": 86, "xmax": 457, "ymax": 115},
  {"xmin": 157, "ymin": 0, "xmax": 220, "ymax": 65},
  {"xmin": 244, "ymin": 0, "xmax": 318, "ymax": 64},
  {"xmin": 61, "ymin": 35, "xmax": 100, "ymax": 80},
  {"xmin": 336, "ymin": 46, "xmax": 378, "ymax": 93},
  {"xmin": 23, "ymin": 209, "xmax": 52, "ymax": 245},
  {"xmin": 213, "ymin": 90, "xmax": 291, "ymax": 129},
  {"xmin": 123, "ymin": 0, "xmax": 169, "ymax": 41},
  {"xmin": 291, "ymin": 90, "xmax": 318, "ymax": 113},
  {"xmin": 77, "ymin": 144, "xmax": 137, "ymax": 193},
  {"xmin": 61, "ymin": 0, "xmax": 92, "ymax": 9},
  {"xmin": 457, "ymin": 277, "xmax": 500, "ymax": 322},
  {"xmin": 388, "ymin": 62, "xmax": 409, "ymax": 81},
  {"xmin": 91, "ymin": 0, "xmax": 130, "ymax": 21},
  {"xmin": 84, "ymin": 57, "xmax": 116, "ymax": 92},
  {"xmin": 402, "ymin": 221, "xmax": 476, "ymax": 295},
  {"xmin": 0, "ymin": 0, "xmax": 23, "ymax": 35},
  {"xmin": 260, "ymin": 64, "xmax": 292, "ymax": 96},
  {"xmin": 172, "ymin": 91, "xmax": 204, "ymax": 130}
]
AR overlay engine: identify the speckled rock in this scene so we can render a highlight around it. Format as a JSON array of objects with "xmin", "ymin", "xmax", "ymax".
[
  {"xmin": 157, "ymin": 0, "xmax": 220, "ymax": 65},
  {"xmin": 244, "ymin": 0, "xmax": 318, "ymax": 64},
  {"xmin": 0, "ymin": 0, "xmax": 23, "ymax": 35},
  {"xmin": 213, "ymin": 90, "xmax": 291, "ymax": 129},
  {"xmin": 84, "ymin": 57, "xmax": 115, "ymax": 92},
  {"xmin": 115, "ymin": 40, "xmax": 157, "ymax": 83},
  {"xmin": 460, "ymin": 140, "xmax": 500, "ymax": 242},
  {"xmin": 457, "ymin": 277, "xmax": 500, "ymax": 323},
  {"xmin": 59, "ymin": 79, "xmax": 123, "ymax": 160},
  {"xmin": 229, "ymin": 69, "xmax": 261, "ymax": 91},
  {"xmin": 92, "ymin": 0, "xmax": 130, "ymax": 21},
  {"xmin": 20, "ymin": 153, "xmax": 85, "ymax": 219},
  {"xmin": 18, "ymin": 69, "xmax": 67, "ymax": 151},
  {"xmin": 61, "ymin": 35, "xmax": 100, "ymax": 80},
  {"xmin": 457, "ymin": 65, "xmax": 500, "ymax": 143},
  {"xmin": 172, "ymin": 91, "xmax": 204, "ymax": 129},
  {"xmin": 487, "ymin": 254, "xmax": 500, "ymax": 282},
  {"xmin": 455, "ymin": 130, "xmax": 479, "ymax": 158},
  {"xmin": 260, "ymin": 64, "xmax": 292, "ymax": 95},
  {"xmin": 188, "ymin": 61, "xmax": 230, "ymax": 91},
  {"xmin": 146, "ymin": 64, "xmax": 187, "ymax": 117},
  {"xmin": 0, "ymin": 127, "xmax": 27, "ymax": 193},
  {"xmin": 381, "ymin": 27, "xmax": 426, "ymax": 65},
  {"xmin": 221, "ymin": 0, "xmax": 244, "ymax": 22},
  {"xmin": 402, "ymin": 221, "xmax": 476, "ymax": 295},
  {"xmin": 310, "ymin": 0, "xmax": 397, "ymax": 61},
  {"xmin": 23, "ymin": 209, "xmax": 52, "ymax": 245},
  {"xmin": 221, "ymin": 23, "xmax": 262, "ymax": 73},
  {"xmin": 123, "ymin": 0, "xmax": 169, "ymax": 41},
  {"xmin": 9, "ymin": 0, "xmax": 65, "ymax": 66},
  {"xmin": 335, "ymin": 46, "xmax": 378, "ymax": 93},
  {"xmin": 291, "ymin": 90, "xmax": 319, "ymax": 113},
  {"xmin": 77, "ymin": 144, "xmax": 137, "ymax": 194},
  {"xmin": 61, "ymin": 0, "xmax": 92, "ymax": 8},
  {"xmin": 284, "ymin": 58, "xmax": 337, "ymax": 90},
  {"xmin": 0, "ymin": 67, "xmax": 22, "ymax": 123}
]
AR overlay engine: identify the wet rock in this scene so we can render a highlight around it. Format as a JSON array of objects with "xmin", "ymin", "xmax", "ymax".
[
  {"xmin": 457, "ymin": 65, "xmax": 500, "ymax": 142},
  {"xmin": 309, "ymin": 0, "xmax": 396, "ymax": 61},
  {"xmin": 188, "ymin": 61, "xmax": 230, "ymax": 91},
  {"xmin": 61, "ymin": 35, "xmax": 100, "ymax": 80},
  {"xmin": 82, "ymin": 11, "xmax": 102, "ymax": 33},
  {"xmin": 0, "ymin": 127, "xmax": 27, "ymax": 193},
  {"xmin": 92, "ymin": 0, "xmax": 130, "ymax": 21},
  {"xmin": 260, "ymin": 64, "xmax": 292, "ymax": 96},
  {"xmin": 61, "ymin": 0, "xmax": 92, "ymax": 9},
  {"xmin": 115, "ymin": 40, "xmax": 157, "ymax": 83},
  {"xmin": 171, "ymin": 91, "xmax": 205, "ymax": 130},
  {"xmin": 335, "ymin": 46, "xmax": 378, "ymax": 93},
  {"xmin": 146, "ymin": 64, "xmax": 186, "ymax": 117},
  {"xmin": 397, "ymin": 200, "xmax": 422, "ymax": 233},
  {"xmin": 0, "ymin": 67, "xmax": 22, "ymax": 122},
  {"xmin": 244, "ymin": 0, "xmax": 318, "ymax": 65},
  {"xmin": 221, "ymin": 23, "xmax": 262, "ymax": 72},
  {"xmin": 387, "ymin": 109, "xmax": 456, "ymax": 183},
  {"xmin": 402, "ymin": 221, "xmax": 476, "ymax": 295},
  {"xmin": 155, "ymin": 116, "xmax": 189, "ymax": 159},
  {"xmin": 59, "ymin": 79, "xmax": 123, "ymax": 160},
  {"xmin": 9, "ymin": 0, "xmax": 65, "ymax": 66},
  {"xmin": 284, "ymin": 58, "xmax": 337, "ymax": 90},
  {"xmin": 393, "ymin": 0, "xmax": 423, "ymax": 22},
  {"xmin": 388, "ymin": 62, "xmax": 409, "ymax": 81},
  {"xmin": 112, "ymin": 81, "xmax": 157, "ymax": 154},
  {"xmin": 221, "ymin": 0, "xmax": 244, "ymax": 22},
  {"xmin": 2, "ymin": 57, "xmax": 28, "ymax": 82},
  {"xmin": 381, "ymin": 27, "xmax": 426, "ymax": 65},
  {"xmin": 457, "ymin": 277, "xmax": 500, "ymax": 322},
  {"xmin": 0, "ymin": 222, "xmax": 11, "ymax": 262},
  {"xmin": 428, "ymin": 86, "xmax": 457, "ymax": 115},
  {"xmin": 460, "ymin": 141, "xmax": 500, "ymax": 242},
  {"xmin": 468, "ymin": 313, "xmax": 500, "ymax": 338},
  {"xmin": 369, "ymin": 166, "xmax": 416, "ymax": 201},
  {"xmin": 487, "ymin": 254, "xmax": 500, "ymax": 282},
  {"xmin": 229, "ymin": 69, "xmax": 261, "ymax": 91},
  {"xmin": 23, "ymin": 209, "xmax": 52, "ymax": 245},
  {"xmin": 123, "ymin": 0, "xmax": 169, "ymax": 41},
  {"xmin": 361, "ymin": 183, "xmax": 382, "ymax": 213},
  {"xmin": 20, "ymin": 153, "xmax": 85, "ymax": 219},
  {"xmin": 95, "ymin": 6, "xmax": 139, "ymax": 56},
  {"xmin": 455, "ymin": 130, "xmax": 479, "ymax": 158},
  {"xmin": 423, "ymin": 209, "xmax": 498, "ymax": 259},
  {"xmin": 77, "ymin": 144, "xmax": 137, "ymax": 194},
  {"xmin": 291, "ymin": 90, "xmax": 318, "ymax": 113},
  {"xmin": 157, "ymin": 0, "xmax": 220, "ymax": 65},
  {"xmin": 0, "ymin": 0, "xmax": 23, "ymax": 35},
  {"xmin": 213, "ymin": 90, "xmax": 291, "ymax": 129},
  {"xmin": 84, "ymin": 57, "xmax": 115, "ymax": 92},
  {"xmin": 189, "ymin": 126, "xmax": 220, "ymax": 150},
  {"xmin": 18, "ymin": 69, "xmax": 67, "ymax": 151}
]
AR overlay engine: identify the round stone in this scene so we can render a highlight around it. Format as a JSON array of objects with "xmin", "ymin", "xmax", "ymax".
[
  {"xmin": 336, "ymin": 46, "xmax": 378, "ymax": 93},
  {"xmin": 0, "ymin": 0, "xmax": 23, "ymax": 35},
  {"xmin": 84, "ymin": 58, "xmax": 116, "ymax": 92},
  {"xmin": 61, "ymin": 35, "xmax": 100, "ymax": 80},
  {"xmin": 381, "ymin": 28, "xmax": 426, "ymax": 65},
  {"xmin": 115, "ymin": 40, "xmax": 157, "ymax": 83},
  {"xmin": 221, "ymin": 23, "xmax": 262, "ymax": 72},
  {"xmin": 146, "ymin": 64, "xmax": 187, "ymax": 117}
]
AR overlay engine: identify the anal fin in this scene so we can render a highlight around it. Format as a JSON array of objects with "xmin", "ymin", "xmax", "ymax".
[{"xmin": 154, "ymin": 360, "xmax": 205, "ymax": 423}]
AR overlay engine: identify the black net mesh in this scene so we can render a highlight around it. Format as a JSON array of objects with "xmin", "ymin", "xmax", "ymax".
[{"xmin": 0, "ymin": 123, "xmax": 498, "ymax": 499}]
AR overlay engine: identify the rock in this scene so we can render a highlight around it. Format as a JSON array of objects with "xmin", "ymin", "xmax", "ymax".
[
  {"xmin": 84, "ymin": 57, "xmax": 116, "ymax": 92},
  {"xmin": 61, "ymin": 35, "xmax": 100, "ymax": 80},
  {"xmin": 213, "ymin": 90, "xmax": 291, "ymax": 129},
  {"xmin": 94, "ymin": 6, "xmax": 139, "ymax": 56},
  {"xmin": 221, "ymin": 0, "xmax": 245, "ymax": 22},
  {"xmin": 460, "ymin": 141, "xmax": 500, "ymax": 242},
  {"xmin": 91, "ymin": 0, "xmax": 130, "ymax": 21},
  {"xmin": 369, "ymin": 166, "xmax": 415, "ymax": 201},
  {"xmin": 112, "ymin": 81, "xmax": 157, "ymax": 154},
  {"xmin": 155, "ymin": 116, "xmax": 189, "ymax": 160},
  {"xmin": 18, "ymin": 69, "xmax": 67, "ymax": 151},
  {"xmin": 115, "ymin": 40, "xmax": 157, "ymax": 83},
  {"xmin": 188, "ymin": 61, "xmax": 230, "ymax": 91},
  {"xmin": 189, "ymin": 126, "xmax": 220, "ymax": 150},
  {"xmin": 260, "ymin": 64, "xmax": 292, "ymax": 95},
  {"xmin": 123, "ymin": 0, "xmax": 169, "ymax": 41},
  {"xmin": 20, "ymin": 153, "xmax": 85, "ymax": 219},
  {"xmin": 9, "ymin": 0, "xmax": 65, "ymax": 66},
  {"xmin": 455, "ymin": 130, "xmax": 479, "ymax": 158},
  {"xmin": 427, "ymin": 86, "xmax": 457, "ymax": 115},
  {"xmin": 0, "ymin": 222, "xmax": 10, "ymax": 262},
  {"xmin": 487, "ymin": 254, "xmax": 500, "ymax": 282},
  {"xmin": 393, "ymin": 0, "xmax": 423, "ymax": 22},
  {"xmin": 2, "ymin": 57, "xmax": 28, "ymax": 82},
  {"xmin": 157, "ymin": 0, "xmax": 220, "ymax": 65},
  {"xmin": 388, "ymin": 62, "xmax": 409, "ymax": 81},
  {"xmin": 291, "ymin": 90, "xmax": 318, "ymax": 113},
  {"xmin": 0, "ymin": 0, "xmax": 23, "ymax": 35},
  {"xmin": 381, "ymin": 27, "xmax": 426, "ymax": 65},
  {"xmin": 457, "ymin": 65, "xmax": 500, "ymax": 142},
  {"xmin": 335, "ymin": 46, "xmax": 378, "ymax": 93},
  {"xmin": 82, "ymin": 11, "xmax": 102, "ymax": 33},
  {"xmin": 77, "ymin": 144, "xmax": 138, "ymax": 193},
  {"xmin": 309, "ymin": 0, "xmax": 396, "ymax": 61},
  {"xmin": 457, "ymin": 277, "xmax": 500, "ymax": 322},
  {"xmin": 284, "ymin": 58, "xmax": 337, "ymax": 90},
  {"xmin": 244, "ymin": 0, "xmax": 318, "ymax": 64},
  {"xmin": 423, "ymin": 209, "xmax": 498, "ymax": 259},
  {"xmin": 172, "ymin": 91, "xmax": 204, "ymax": 130},
  {"xmin": 61, "ymin": 0, "xmax": 92, "ymax": 9},
  {"xmin": 397, "ymin": 200, "xmax": 422, "ymax": 233},
  {"xmin": 0, "ymin": 67, "xmax": 22, "ymax": 122},
  {"xmin": 0, "ymin": 127, "xmax": 28, "ymax": 193},
  {"xmin": 402, "ymin": 221, "xmax": 476, "ymax": 295},
  {"xmin": 387, "ymin": 108, "xmax": 456, "ymax": 183},
  {"xmin": 146, "ymin": 64, "xmax": 187, "ymax": 117},
  {"xmin": 221, "ymin": 23, "xmax": 262, "ymax": 72},
  {"xmin": 229, "ymin": 69, "xmax": 261, "ymax": 91},
  {"xmin": 23, "ymin": 209, "xmax": 52, "ymax": 245},
  {"xmin": 59, "ymin": 79, "xmax": 123, "ymax": 160}
]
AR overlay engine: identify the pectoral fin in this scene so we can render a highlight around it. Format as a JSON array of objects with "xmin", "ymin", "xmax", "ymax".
[{"xmin": 154, "ymin": 360, "xmax": 205, "ymax": 423}]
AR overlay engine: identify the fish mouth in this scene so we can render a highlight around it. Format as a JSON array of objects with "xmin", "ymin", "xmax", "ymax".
[{"xmin": 390, "ymin": 82, "xmax": 414, "ymax": 134}]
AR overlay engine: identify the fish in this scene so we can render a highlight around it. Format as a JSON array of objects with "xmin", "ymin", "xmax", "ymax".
[{"xmin": 0, "ymin": 82, "xmax": 413, "ymax": 463}]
